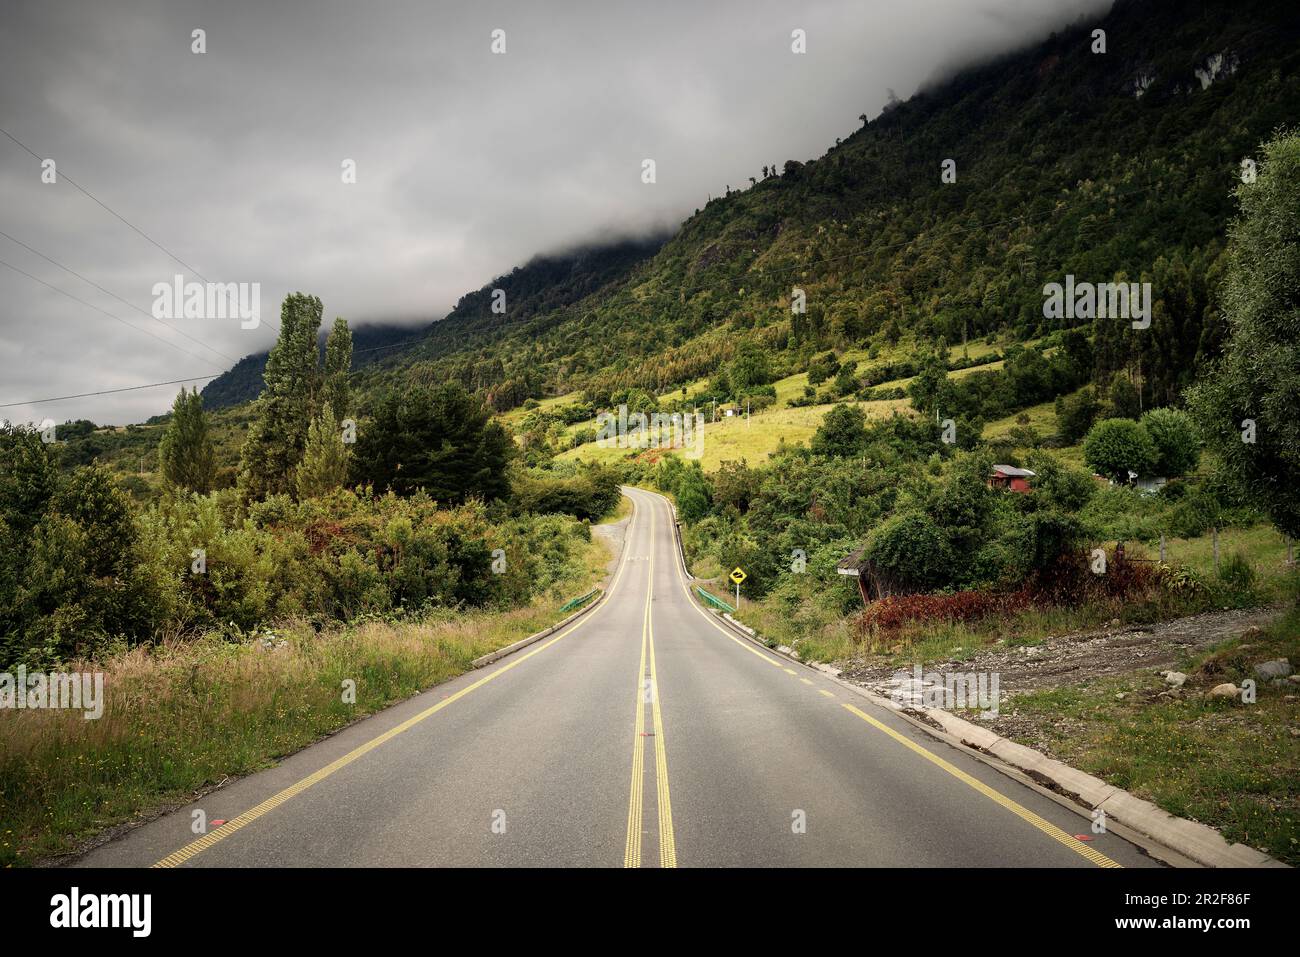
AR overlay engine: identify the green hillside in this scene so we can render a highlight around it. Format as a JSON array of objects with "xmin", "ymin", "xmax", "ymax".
[{"xmin": 334, "ymin": 0, "xmax": 1297, "ymax": 423}]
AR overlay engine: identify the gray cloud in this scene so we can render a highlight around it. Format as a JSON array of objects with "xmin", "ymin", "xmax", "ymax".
[{"xmin": 0, "ymin": 0, "xmax": 1111, "ymax": 424}]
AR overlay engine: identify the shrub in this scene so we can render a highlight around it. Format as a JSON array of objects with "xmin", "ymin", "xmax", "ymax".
[
  {"xmin": 812, "ymin": 403, "xmax": 868, "ymax": 457},
  {"xmin": 857, "ymin": 589, "xmax": 1023, "ymax": 635},
  {"xmin": 1139, "ymin": 407, "xmax": 1200, "ymax": 478},
  {"xmin": 1083, "ymin": 417, "xmax": 1157, "ymax": 481},
  {"xmin": 866, "ymin": 511, "xmax": 953, "ymax": 591},
  {"xmin": 1214, "ymin": 552, "xmax": 1258, "ymax": 606}
]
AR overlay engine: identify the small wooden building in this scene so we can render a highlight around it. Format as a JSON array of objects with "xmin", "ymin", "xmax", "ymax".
[{"xmin": 988, "ymin": 464, "xmax": 1035, "ymax": 493}]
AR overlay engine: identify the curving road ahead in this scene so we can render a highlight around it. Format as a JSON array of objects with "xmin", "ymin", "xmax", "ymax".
[{"xmin": 80, "ymin": 487, "xmax": 1160, "ymax": 868}]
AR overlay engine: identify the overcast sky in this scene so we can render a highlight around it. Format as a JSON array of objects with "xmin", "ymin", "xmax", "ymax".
[{"xmin": 0, "ymin": 0, "xmax": 1110, "ymax": 425}]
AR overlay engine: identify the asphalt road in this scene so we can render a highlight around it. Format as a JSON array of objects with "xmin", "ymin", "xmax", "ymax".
[{"xmin": 79, "ymin": 487, "xmax": 1160, "ymax": 868}]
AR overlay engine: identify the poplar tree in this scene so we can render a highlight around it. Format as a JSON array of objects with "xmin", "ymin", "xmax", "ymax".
[
  {"xmin": 323, "ymin": 317, "xmax": 353, "ymax": 419},
  {"xmin": 159, "ymin": 387, "xmax": 216, "ymax": 494},
  {"xmin": 238, "ymin": 293, "xmax": 324, "ymax": 501}
]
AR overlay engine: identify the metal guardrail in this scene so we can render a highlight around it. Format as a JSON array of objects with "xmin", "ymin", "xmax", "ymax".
[
  {"xmin": 558, "ymin": 589, "xmax": 599, "ymax": 614},
  {"xmin": 696, "ymin": 586, "xmax": 735, "ymax": 614}
]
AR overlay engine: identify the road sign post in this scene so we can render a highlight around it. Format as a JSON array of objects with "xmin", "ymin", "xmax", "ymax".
[{"xmin": 729, "ymin": 566, "xmax": 746, "ymax": 609}]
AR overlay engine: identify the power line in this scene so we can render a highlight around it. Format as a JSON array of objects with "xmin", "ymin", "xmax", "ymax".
[
  {"xmin": 0, "ymin": 375, "xmax": 220, "ymax": 410},
  {"xmin": 0, "ymin": 254, "xmax": 226, "ymax": 368},
  {"xmin": 0, "ymin": 228, "xmax": 240, "ymax": 364},
  {"xmin": 0, "ymin": 123, "xmax": 279, "ymax": 333}
]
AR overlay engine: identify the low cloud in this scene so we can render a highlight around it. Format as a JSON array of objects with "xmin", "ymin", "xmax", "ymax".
[{"xmin": 0, "ymin": 0, "xmax": 1111, "ymax": 424}]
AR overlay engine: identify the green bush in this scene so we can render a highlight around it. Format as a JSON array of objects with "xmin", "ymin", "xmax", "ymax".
[
  {"xmin": 1, "ymin": 479, "xmax": 598, "ymax": 667},
  {"xmin": 866, "ymin": 511, "xmax": 954, "ymax": 591},
  {"xmin": 1083, "ymin": 417, "xmax": 1157, "ymax": 481},
  {"xmin": 1140, "ymin": 407, "xmax": 1200, "ymax": 478}
]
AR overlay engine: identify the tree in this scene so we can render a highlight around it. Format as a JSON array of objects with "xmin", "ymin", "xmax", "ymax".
[
  {"xmin": 1083, "ymin": 418, "xmax": 1157, "ymax": 481},
  {"xmin": 1055, "ymin": 387, "xmax": 1100, "ymax": 444},
  {"xmin": 812, "ymin": 403, "xmax": 868, "ymax": 457},
  {"xmin": 1188, "ymin": 131, "xmax": 1300, "ymax": 537},
  {"xmin": 866, "ymin": 511, "xmax": 953, "ymax": 591},
  {"xmin": 1026, "ymin": 450, "xmax": 1096, "ymax": 512},
  {"xmin": 351, "ymin": 383, "xmax": 511, "ymax": 502},
  {"xmin": 1105, "ymin": 374, "xmax": 1142, "ymax": 420},
  {"xmin": 806, "ymin": 352, "xmax": 839, "ymax": 386},
  {"xmin": 1139, "ymin": 407, "xmax": 1199, "ymax": 478},
  {"xmin": 238, "ymin": 293, "xmax": 324, "ymax": 501},
  {"xmin": 296, "ymin": 403, "xmax": 349, "ymax": 498},
  {"xmin": 158, "ymin": 387, "xmax": 216, "ymax": 494},
  {"xmin": 832, "ymin": 360, "xmax": 860, "ymax": 397},
  {"xmin": 675, "ymin": 462, "xmax": 712, "ymax": 524},
  {"xmin": 907, "ymin": 346, "xmax": 950, "ymax": 417},
  {"xmin": 712, "ymin": 459, "xmax": 760, "ymax": 514},
  {"xmin": 728, "ymin": 342, "xmax": 771, "ymax": 394},
  {"xmin": 323, "ymin": 317, "xmax": 353, "ymax": 419},
  {"xmin": 3, "ymin": 464, "xmax": 147, "ymax": 663},
  {"xmin": 0, "ymin": 423, "xmax": 59, "ymax": 535}
]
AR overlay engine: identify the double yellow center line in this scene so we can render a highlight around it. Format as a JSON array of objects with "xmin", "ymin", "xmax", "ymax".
[{"xmin": 624, "ymin": 493, "xmax": 677, "ymax": 868}]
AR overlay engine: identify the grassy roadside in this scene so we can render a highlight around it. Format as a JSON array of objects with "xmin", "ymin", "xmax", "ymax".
[
  {"xmin": 735, "ymin": 525, "xmax": 1293, "ymax": 668},
  {"xmin": 995, "ymin": 610, "xmax": 1300, "ymax": 865},
  {"xmin": 0, "ymin": 519, "xmax": 614, "ymax": 867},
  {"xmin": 730, "ymin": 529, "xmax": 1299, "ymax": 864}
]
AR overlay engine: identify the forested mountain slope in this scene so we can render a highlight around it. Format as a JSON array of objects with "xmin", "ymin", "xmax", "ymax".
[{"xmin": 334, "ymin": 0, "xmax": 1298, "ymax": 416}]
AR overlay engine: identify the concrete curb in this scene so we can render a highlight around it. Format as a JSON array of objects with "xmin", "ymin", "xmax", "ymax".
[
  {"xmin": 705, "ymin": 600, "xmax": 1285, "ymax": 869},
  {"xmin": 664, "ymin": 494, "xmax": 692, "ymax": 580},
  {"xmin": 468, "ymin": 588, "xmax": 605, "ymax": 669},
  {"xmin": 470, "ymin": 493, "xmax": 637, "ymax": 670}
]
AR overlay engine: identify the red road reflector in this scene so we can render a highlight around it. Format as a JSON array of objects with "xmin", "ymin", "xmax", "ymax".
[
  {"xmin": 211, "ymin": 820, "xmax": 227, "ymax": 828},
  {"xmin": 1074, "ymin": 834, "xmax": 1093, "ymax": 841}
]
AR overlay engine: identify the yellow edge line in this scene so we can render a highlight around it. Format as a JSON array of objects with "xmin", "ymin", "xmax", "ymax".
[
  {"xmin": 841, "ymin": 703, "xmax": 1121, "ymax": 868},
  {"xmin": 156, "ymin": 493, "xmax": 641, "ymax": 869},
  {"xmin": 658, "ymin": 487, "xmax": 1119, "ymax": 871}
]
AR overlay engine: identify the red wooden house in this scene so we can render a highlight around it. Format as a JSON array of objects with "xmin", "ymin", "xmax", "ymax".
[{"xmin": 988, "ymin": 464, "xmax": 1035, "ymax": 492}]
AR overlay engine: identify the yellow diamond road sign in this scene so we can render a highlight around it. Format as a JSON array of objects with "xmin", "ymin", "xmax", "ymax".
[{"xmin": 729, "ymin": 567, "xmax": 747, "ymax": 585}]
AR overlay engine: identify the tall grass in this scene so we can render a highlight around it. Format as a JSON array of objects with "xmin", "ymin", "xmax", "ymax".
[{"xmin": 0, "ymin": 536, "xmax": 611, "ymax": 866}]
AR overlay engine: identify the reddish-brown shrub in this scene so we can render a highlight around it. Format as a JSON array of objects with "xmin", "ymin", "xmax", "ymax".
[
  {"xmin": 854, "ymin": 550, "xmax": 1161, "ymax": 639},
  {"xmin": 857, "ymin": 588, "xmax": 1027, "ymax": 636}
]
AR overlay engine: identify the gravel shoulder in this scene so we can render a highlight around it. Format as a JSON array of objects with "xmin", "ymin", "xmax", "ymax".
[{"xmin": 839, "ymin": 606, "xmax": 1283, "ymax": 699}]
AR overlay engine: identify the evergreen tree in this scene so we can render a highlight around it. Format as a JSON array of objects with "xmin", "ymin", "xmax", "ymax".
[
  {"xmin": 158, "ymin": 387, "xmax": 216, "ymax": 494},
  {"xmin": 296, "ymin": 403, "xmax": 349, "ymax": 499},
  {"xmin": 350, "ymin": 383, "xmax": 511, "ymax": 502},
  {"xmin": 906, "ymin": 344, "xmax": 950, "ymax": 417}
]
